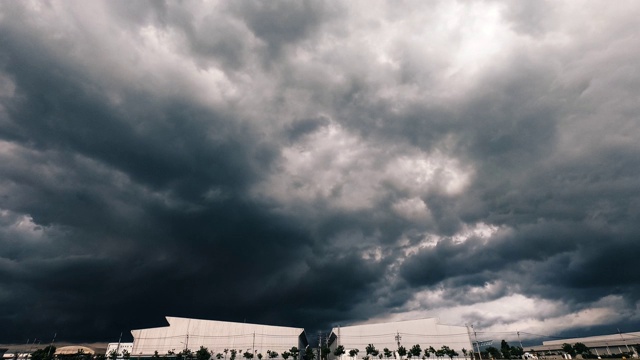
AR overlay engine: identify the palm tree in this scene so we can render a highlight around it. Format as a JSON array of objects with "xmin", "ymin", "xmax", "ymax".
[
  {"xmin": 196, "ymin": 347, "xmax": 211, "ymax": 360},
  {"xmin": 349, "ymin": 349, "xmax": 359, "ymax": 360},
  {"xmin": 366, "ymin": 345, "xmax": 379, "ymax": 360},
  {"xmin": 397, "ymin": 347, "xmax": 407, "ymax": 360},
  {"xmin": 289, "ymin": 348, "xmax": 299, "ymax": 360},
  {"xmin": 383, "ymin": 349, "xmax": 392, "ymax": 360},
  {"xmin": 409, "ymin": 346, "xmax": 421, "ymax": 359}
]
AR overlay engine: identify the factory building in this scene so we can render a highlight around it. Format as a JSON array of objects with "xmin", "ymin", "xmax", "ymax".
[
  {"xmin": 529, "ymin": 331, "xmax": 640, "ymax": 357},
  {"xmin": 328, "ymin": 318, "xmax": 473, "ymax": 360},
  {"xmin": 130, "ymin": 317, "xmax": 307, "ymax": 358}
]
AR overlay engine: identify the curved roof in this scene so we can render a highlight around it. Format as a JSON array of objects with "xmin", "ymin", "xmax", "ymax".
[{"xmin": 55, "ymin": 346, "xmax": 96, "ymax": 355}]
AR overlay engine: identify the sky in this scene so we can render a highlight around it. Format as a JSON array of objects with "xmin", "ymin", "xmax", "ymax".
[{"xmin": 1, "ymin": 0, "xmax": 640, "ymax": 346}]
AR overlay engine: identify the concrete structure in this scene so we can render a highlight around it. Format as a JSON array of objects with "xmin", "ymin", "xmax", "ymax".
[
  {"xmin": 328, "ymin": 318, "xmax": 473, "ymax": 360},
  {"xmin": 529, "ymin": 331, "xmax": 640, "ymax": 358},
  {"xmin": 131, "ymin": 317, "xmax": 307, "ymax": 358}
]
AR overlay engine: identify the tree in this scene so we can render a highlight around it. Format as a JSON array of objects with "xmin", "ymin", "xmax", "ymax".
[
  {"xmin": 321, "ymin": 347, "xmax": 331, "ymax": 360},
  {"xmin": 367, "ymin": 345, "xmax": 379, "ymax": 359},
  {"xmin": 257, "ymin": 354, "xmax": 263, "ymax": 360},
  {"xmin": 109, "ymin": 351, "xmax": 118, "ymax": 360},
  {"xmin": 268, "ymin": 351, "xmax": 279, "ymax": 360},
  {"xmin": 485, "ymin": 347, "xmax": 500, "ymax": 359},
  {"xmin": 153, "ymin": 351, "xmax": 161, "ymax": 359},
  {"xmin": 225, "ymin": 350, "xmax": 229, "ymax": 360},
  {"xmin": 217, "ymin": 354, "xmax": 223, "ymax": 360},
  {"xmin": 439, "ymin": 346, "xmax": 457, "ymax": 360},
  {"xmin": 230, "ymin": 350, "xmax": 238, "ymax": 360},
  {"xmin": 184, "ymin": 350, "xmax": 195, "ymax": 360},
  {"xmin": 383, "ymin": 349, "xmax": 393, "ymax": 359},
  {"xmin": 32, "ymin": 346, "xmax": 57, "ymax": 360},
  {"xmin": 303, "ymin": 348, "xmax": 315, "ymax": 360},
  {"xmin": 434, "ymin": 349, "xmax": 444, "ymax": 360},
  {"xmin": 573, "ymin": 343, "xmax": 590, "ymax": 358},
  {"xmin": 178, "ymin": 350, "xmax": 194, "ymax": 360},
  {"xmin": 334, "ymin": 346, "xmax": 346, "ymax": 358},
  {"xmin": 349, "ymin": 350, "xmax": 360, "ymax": 359},
  {"xmin": 562, "ymin": 344, "xmax": 575, "ymax": 358},
  {"xmin": 500, "ymin": 341, "xmax": 511, "ymax": 360},
  {"xmin": 282, "ymin": 352, "xmax": 291, "ymax": 360},
  {"xmin": 410, "ymin": 346, "xmax": 422, "ymax": 359},
  {"xmin": 397, "ymin": 347, "xmax": 407, "ymax": 360},
  {"xmin": 289, "ymin": 348, "xmax": 299, "ymax": 360},
  {"xmin": 122, "ymin": 350, "xmax": 131, "ymax": 360},
  {"xmin": 509, "ymin": 347, "xmax": 523, "ymax": 359},
  {"xmin": 243, "ymin": 352, "xmax": 254, "ymax": 360},
  {"xmin": 196, "ymin": 347, "xmax": 212, "ymax": 360}
]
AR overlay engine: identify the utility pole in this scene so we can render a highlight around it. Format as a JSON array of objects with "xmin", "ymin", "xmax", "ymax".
[
  {"xmin": 318, "ymin": 331, "xmax": 322, "ymax": 360},
  {"xmin": 465, "ymin": 325, "xmax": 474, "ymax": 360},
  {"xmin": 617, "ymin": 329, "xmax": 630, "ymax": 353},
  {"xmin": 517, "ymin": 331, "xmax": 523, "ymax": 350},
  {"xmin": 47, "ymin": 333, "xmax": 57, "ymax": 360},
  {"xmin": 117, "ymin": 332, "xmax": 123, "ymax": 357},
  {"xmin": 395, "ymin": 332, "xmax": 402, "ymax": 348},
  {"xmin": 27, "ymin": 339, "xmax": 37, "ymax": 356},
  {"xmin": 472, "ymin": 326, "xmax": 482, "ymax": 360},
  {"xmin": 23, "ymin": 339, "xmax": 31, "ymax": 360}
]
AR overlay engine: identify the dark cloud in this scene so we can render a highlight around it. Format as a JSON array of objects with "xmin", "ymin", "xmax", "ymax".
[{"xmin": 1, "ymin": 0, "xmax": 640, "ymax": 345}]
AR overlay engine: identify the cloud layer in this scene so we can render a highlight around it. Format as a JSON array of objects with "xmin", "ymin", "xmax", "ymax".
[{"xmin": 1, "ymin": 0, "xmax": 640, "ymax": 343}]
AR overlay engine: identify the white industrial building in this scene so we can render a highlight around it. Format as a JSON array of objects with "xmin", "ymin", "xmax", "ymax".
[
  {"xmin": 328, "ymin": 318, "xmax": 473, "ymax": 360},
  {"xmin": 529, "ymin": 331, "xmax": 640, "ymax": 357},
  {"xmin": 130, "ymin": 316, "xmax": 307, "ymax": 358}
]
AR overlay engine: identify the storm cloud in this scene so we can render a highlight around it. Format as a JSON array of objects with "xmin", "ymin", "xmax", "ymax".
[{"xmin": 1, "ymin": 0, "xmax": 640, "ymax": 344}]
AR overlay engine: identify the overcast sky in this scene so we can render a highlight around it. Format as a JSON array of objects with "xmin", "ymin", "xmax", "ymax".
[{"xmin": 2, "ymin": 0, "xmax": 640, "ymax": 345}]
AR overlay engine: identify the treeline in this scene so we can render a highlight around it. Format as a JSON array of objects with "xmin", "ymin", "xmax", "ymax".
[
  {"xmin": 109, "ymin": 347, "xmax": 312, "ymax": 360},
  {"xmin": 483, "ymin": 340, "xmax": 524, "ymax": 359},
  {"xmin": 553, "ymin": 342, "xmax": 640, "ymax": 359},
  {"xmin": 329, "ymin": 344, "xmax": 463, "ymax": 360}
]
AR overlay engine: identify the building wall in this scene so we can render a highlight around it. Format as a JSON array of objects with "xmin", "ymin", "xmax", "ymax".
[
  {"xmin": 329, "ymin": 318, "xmax": 473, "ymax": 360},
  {"xmin": 131, "ymin": 317, "xmax": 306, "ymax": 358}
]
